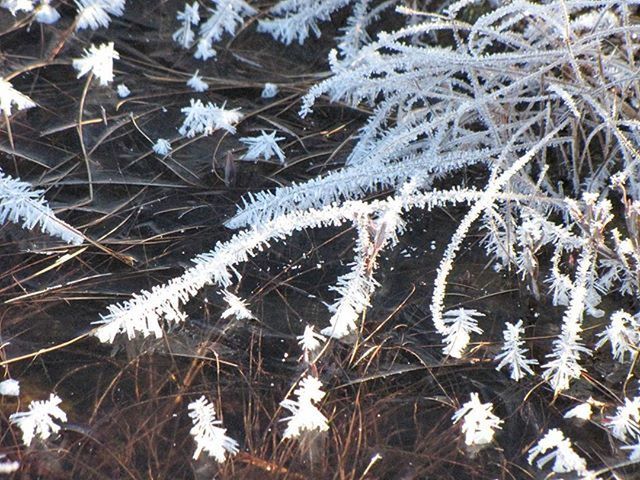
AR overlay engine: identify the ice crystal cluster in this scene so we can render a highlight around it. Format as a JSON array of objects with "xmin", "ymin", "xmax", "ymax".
[
  {"xmin": 0, "ymin": 169, "xmax": 83, "ymax": 245},
  {"xmin": 188, "ymin": 396, "xmax": 239, "ymax": 462},
  {"xmin": 451, "ymin": 393, "xmax": 502, "ymax": 446},
  {"xmin": 280, "ymin": 375, "xmax": 329, "ymax": 438},
  {"xmin": 9, "ymin": 394, "xmax": 67, "ymax": 446}
]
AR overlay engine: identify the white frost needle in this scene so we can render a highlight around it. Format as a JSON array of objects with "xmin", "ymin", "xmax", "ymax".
[
  {"xmin": 281, "ymin": 375, "xmax": 329, "ymax": 439},
  {"xmin": 0, "ymin": 79, "xmax": 36, "ymax": 116},
  {"xmin": 187, "ymin": 70, "xmax": 209, "ymax": 92},
  {"xmin": 0, "ymin": 169, "xmax": 83, "ymax": 244},
  {"xmin": 494, "ymin": 320, "xmax": 537, "ymax": 381},
  {"xmin": 173, "ymin": 1, "xmax": 200, "ymax": 49},
  {"xmin": 75, "ymin": 0, "xmax": 125, "ymax": 31},
  {"xmin": 451, "ymin": 392, "xmax": 502, "ymax": 446},
  {"xmin": 528, "ymin": 428, "xmax": 587, "ymax": 474},
  {"xmin": 240, "ymin": 131, "xmax": 286, "ymax": 164},
  {"xmin": 220, "ymin": 290, "xmax": 254, "ymax": 320},
  {"xmin": 297, "ymin": 325, "xmax": 325, "ymax": 355},
  {"xmin": 188, "ymin": 396, "xmax": 239, "ymax": 462},
  {"xmin": 152, "ymin": 138, "xmax": 172, "ymax": 156},
  {"xmin": 179, "ymin": 98, "xmax": 242, "ymax": 137},
  {"xmin": 9, "ymin": 394, "xmax": 67, "ymax": 446},
  {"xmin": 442, "ymin": 308, "xmax": 484, "ymax": 358},
  {"xmin": 72, "ymin": 42, "xmax": 119, "ymax": 86}
]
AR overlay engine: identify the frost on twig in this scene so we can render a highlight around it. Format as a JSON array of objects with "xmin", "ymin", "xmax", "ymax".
[
  {"xmin": 195, "ymin": 0, "xmax": 256, "ymax": 60},
  {"xmin": 280, "ymin": 375, "xmax": 329, "ymax": 438},
  {"xmin": 494, "ymin": 320, "xmax": 537, "ymax": 381},
  {"xmin": 173, "ymin": 1, "xmax": 200, "ymax": 49},
  {"xmin": 239, "ymin": 131, "xmax": 286, "ymax": 164},
  {"xmin": 0, "ymin": 79, "xmax": 36, "ymax": 115},
  {"xmin": 541, "ymin": 250, "xmax": 593, "ymax": 393},
  {"xmin": 75, "ymin": 0, "xmax": 126, "ymax": 31},
  {"xmin": 0, "ymin": 170, "xmax": 83, "ymax": 245},
  {"xmin": 72, "ymin": 42, "xmax": 119, "ymax": 86},
  {"xmin": 441, "ymin": 308, "xmax": 484, "ymax": 358},
  {"xmin": 178, "ymin": 99, "xmax": 242, "ymax": 137},
  {"xmin": 9, "ymin": 394, "xmax": 67, "ymax": 446},
  {"xmin": 596, "ymin": 310, "xmax": 640, "ymax": 363},
  {"xmin": 527, "ymin": 429, "xmax": 588, "ymax": 475},
  {"xmin": 188, "ymin": 396, "xmax": 239, "ymax": 462},
  {"xmin": 451, "ymin": 392, "xmax": 502, "ymax": 447}
]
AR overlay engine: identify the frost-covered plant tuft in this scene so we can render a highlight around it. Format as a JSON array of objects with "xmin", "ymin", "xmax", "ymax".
[
  {"xmin": 9, "ymin": 394, "xmax": 67, "ymax": 446},
  {"xmin": 0, "ymin": 170, "xmax": 83, "ymax": 244},
  {"xmin": 72, "ymin": 42, "xmax": 119, "ymax": 86},
  {"xmin": 281, "ymin": 375, "xmax": 329, "ymax": 438},
  {"xmin": 451, "ymin": 392, "xmax": 502, "ymax": 446},
  {"xmin": 0, "ymin": 79, "xmax": 36, "ymax": 115},
  {"xmin": 495, "ymin": 320, "xmax": 537, "ymax": 381},
  {"xmin": 441, "ymin": 308, "xmax": 484, "ymax": 359},
  {"xmin": 239, "ymin": 131, "xmax": 286, "ymax": 163},
  {"xmin": 195, "ymin": 0, "xmax": 256, "ymax": 60},
  {"xmin": 188, "ymin": 396, "xmax": 239, "ymax": 462},
  {"xmin": 75, "ymin": 0, "xmax": 125, "ymax": 31},
  {"xmin": 179, "ymin": 99, "xmax": 242, "ymax": 137},
  {"xmin": 528, "ymin": 428, "xmax": 588, "ymax": 474}
]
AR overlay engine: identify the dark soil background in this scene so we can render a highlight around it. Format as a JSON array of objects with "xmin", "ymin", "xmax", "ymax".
[{"xmin": 0, "ymin": 1, "xmax": 637, "ymax": 479}]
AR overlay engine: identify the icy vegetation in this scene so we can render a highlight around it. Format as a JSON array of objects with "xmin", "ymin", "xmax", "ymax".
[{"xmin": 3, "ymin": 0, "xmax": 640, "ymax": 477}]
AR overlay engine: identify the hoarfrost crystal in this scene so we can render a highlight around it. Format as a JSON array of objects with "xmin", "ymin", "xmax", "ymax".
[
  {"xmin": 152, "ymin": 138, "xmax": 172, "ymax": 156},
  {"xmin": 72, "ymin": 42, "xmax": 119, "ymax": 86},
  {"xmin": 116, "ymin": 83, "xmax": 130, "ymax": 98},
  {"xmin": 596, "ymin": 310, "xmax": 640, "ymax": 363},
  {"xmin": 442, "ymin": 308, "xmax": 484, "ymax": 358},
  {"xmin": 220, "ymin": 290, "xmax": 254, "ymax": 320},
  {"xmin": 528, "ymin": 428, "xmax": 587, "ymax": 474},
  {"xmin": 451, "ymin": 392, "xmax": 502, "ymax": 446},
  {"xmin": 75, "ymin": 0, "xmax": 125, "ymax": 30},
  {"xmin": 179, "ymin": 99, "xmax": 242, "ymax": 137},
  {"xmin": 9, "ymin": 394, "xmax": 67, "ymax": 446},
  {"xmin": 261, "ymin": 83, "xmax": 279, "ymax": 98},
  {"xmin": 606, "ymin": 396, "xmax": 640, "ymax": 442},
  {"xmin": 0, "ymin": 79, "xmax": 36, "ymax": 116},
  {"xmin": 1, "ymin": 0, "xmax": 32, "ymax": 15},
  {"xmin": 240, "ymin": 131, "xmax": 286, "ymax": 163},
  {"xmin": 188, "ymin": 396, "xmax": 239, "ymax": 462},
  {"xmin": 0, "ymin": 169, "xmax": 83, "ymax": 244},
  {"xmin": 494, "ymin": 320, "xmax": 537, "ymax": 381},
  {"xmin": 187, "ymin": 70, "xmax": 209, "ymax": 92},
  {"xmin": 173, "ymin": 2, "xmax": 200, "ymax": 49},
  {"xmin": 281, "ymin": 375, "xmax": 329, "ymax": 438},
  {"xmin": 298, "ymin": 325, "xmax": 325, "ymax": 354}
]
